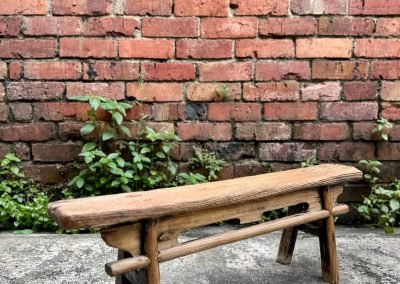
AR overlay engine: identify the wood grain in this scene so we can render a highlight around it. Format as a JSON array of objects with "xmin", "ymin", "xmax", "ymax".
[
  {"xmin": 49, "ymin": 164, "xmax": 361, "ymax": 229},
  {"xmin": 106, "ymin": 256, "xmax": 150, "ymax": 277},
  {"xmin": 144, "ymin": 220, "xmax": 160, "ymax": 284}
]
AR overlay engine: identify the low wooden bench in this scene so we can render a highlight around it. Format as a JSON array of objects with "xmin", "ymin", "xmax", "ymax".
[{"xmin": 48, "ymin": 164, "xmax": 362, "ymax": 284}]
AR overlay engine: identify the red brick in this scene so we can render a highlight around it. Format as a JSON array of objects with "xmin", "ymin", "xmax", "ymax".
[
  {"xmin": 176, "ymin": 40, "xmax": 232, "ymax": 59},
  {"xmin": 264, "ymin": 102, "xmax": 318, "ymax": 121},
  {"xmin": 83, "ymin": 61, "xmax": 139, "ymax": 81},
  {"xmin": 0, "ymin": 17, "xmax": 21, "ymax": 36},
  {"xmin": 186, "ymin": 83, "xmax": 241, "ymax": 102},
  {"xmin": 204, "ymin": 142, "xmax": 256, "ymax": 161},
  {"xmin": 9, "ymin": 61, "xmax": 22, "ymax": 80},
  {"xmin": 378, "ymin": 143, "xmax": 400, "ymax": 160},
  {"xmin": 256, "ymin": 61, "xmax": 309, "ymax": 81},
  {"xmin": 236, "ymin": 123, "xmax": 291, "ymax": 141},
  {"xmin": 231, "ymin": 0, "xmax": 288, "ymax": 16},
  {"xmin": 14, "ymin": 143, "xmax": 30, "ymax": 160},
  {"xmin": 142, "ymin": 63, "xmax": 195, "ymax": 81},
  {"xmin": 382, "ymin": 103, "xmax": 400, "ymax": 121},
  {"xmin": 7, "ymin": 82, "xmax": 64, "ymax": 101},
  {"xmin": 243, "ymin": 82, "xmax": 300, "ymax": 102},
  {"xmin": 142, "ymin": 18, "xmax": 198, "ymax": 38},
  {"xmin": 376, "ymin": 18, "xmax": 400, "ymax": 36},
  {"xmin": 302, "ymin": 82, "xmax": 341, "ymax": 101},
  {"xmin": 33, "ymin": 102, "xmax": 90, "ymax": 121},
  {"xmin": 233, "ymin": 160, "xmax": 268, "ymax": 177},
  {"xmin": 319, "ymin": 142, "xmax": 375, "ymax": 161},
  {"xmin": 297, "ymin": 38, "xmax": 352, "ymax": 58},
  {"xmin": 381, "ymin": 82, "xmax": 400, "ymax": 101},
  {"xmin": 124, "ymin": 0, "xmax": 171, "ymax": 16},
  {"xmin": 67, "ymin": 83, "xmax": 125, "ymax": 100},
  {"xmin": 0, "ymin": 123, "xmax": 55, "ymax": 142},
  {"xmin": 126, "ymin": 123, "xmax": 174, "ymax": 138},
  {"xmin": 260, "ymin": 143, "xmax": 316, "ymax": 162},
  {"xmin": 24, "ymin": 17, "xmax": 80, "ymax": 36},
  {"xmin": 318, "ymin": 17, "xmax": 374, "ymax": 36},
  {"xmin": 127, "ymin": 83, "xmax": 183, "ymax": 102},
  {"xmin": 0, "ymin": 0, "xmax": 47, "ymax": 15},
  {"xmin": 0, "ymin": 39, "xmax": 56, "ymax": 58},
  {"xmin": 372, "ymin": 61, "xmax": 400, "ymax": 79},
  {"xmin": 201, "ymin": 18, "xmax": 256, "ymax": 38},
  {"xmin": 294, "ymin": 123, "xmax": 349, "ymax": 141},
  {"xmin": 355, "ymin": 39, "xmax": 400, "ymax": 58},
  {"xmin": 208, "ymin": 103, "xmax": 261, "ymax": 121},
  {"xmin": 24, "ymin": 163, "xmax": 78, "ymax": 184},
  {"xmin": 125, "ymin": 104, "xmax": 151, "ymax": 121},
  {"xmin": 291, "ymin": 0, "xmax": 347, "ymax": 15},
  {"xmin": 312, "ymin": 60, "xmax": 369, "ymax": 80},
  {"xmin": 350, "ymin": 0, "xmax": 400, "ymax": 15},
  {"xmin": 0, "ymin": 62, "xmax": 6, "ymax": 80},
  {"xmin": 25, "ymin": 61, "xmax": 82, "ymax": 80},
  {"xmin": 32, "ymin": 143, "xmax": 82, "ymax": 162},
  {"xmin": 259, "ymin": 17, "xmax": 317, "ymax": 36},
  {"xmin": 60, "ymin": 38, "xmax": 117, "ymax": 58},
  {"xmin": 119, "ymin": 40, "xmax": 174, "ymax": 59},
  {"xmin": 236, "ymin": 39, "xmax": 294, "ymax": 59},
  {"xmin": 321, "ymin": 102, "xmax": 378, "ymax": 121},
  {"xmin": 199, "ymin": 62, "xmax": 252, "ymax": 82},
  {"xmin": 0, "ymin": 103, "xmax": 8, "ymax": 121},
  {"xmin": 53, "ymin": 0, "xmax": 111, "ymax": 15},
  {"xmin": 10, "ymin": 103, "xmax": 32, "ymax": 121},
  {"xmin": 177, "ymin": 123, "xmax": 232, "ymax": 141},
  {"xmin": 153, "ymin": 103, "xmax": 184, "ymax": 121},
  {"xmin": 83, "ymin": 17, "xmax": 139, "ymax": 36},
  {"xmin": 390, "ymin": 125, "xmax": 400, "ymax": 141},
  {"xmin": 174, "ymin": 0, "xmax": 228, "ymax": 16},
  {"xmin": 59, "ymin": 121, "xmax": 83, "ymax": 140},
  {"xmin": 353, "ymin": 122, "xmax": 375, "ymax": 141},
  {"xmin": 0, "ymin": 84, "xmax": 4, "ymax": 101},
  {"xmin": 343, "ymin": 82, "xmax": 377, "ymax": 101}
]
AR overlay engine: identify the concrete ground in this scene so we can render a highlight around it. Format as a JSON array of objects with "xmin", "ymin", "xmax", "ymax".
[{"xmin": 0, "ymin": 226, "xmax": 399, "ymax": 284}]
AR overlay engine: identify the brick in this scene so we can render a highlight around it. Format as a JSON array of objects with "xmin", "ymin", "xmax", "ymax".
[
  {"xmin": 294, "ymin": 123, "xmax": 349, "ymax": 140},
  {"xmin": 67, "ymin": 83, "xmax": 125, "ymax": 100},
  {"xmin": 318, "ymin": 17, "xmax": 374, "ymax": 36},
  {"xmin": 9, "ymin": 61, "xmax": 22, "ymax": 80},
  {"xmin": 312, "ymin": 60, "xmax": 369, "ymax": 80},
  {"xmin": 33, "ymin": 102, "xmax": 90, "ymax": 121},
  {"xmin": 291, "ymin": 0, "xmax": 347, "ymax": 15},
  {"xmin": 142, "ymin": 18, "xmax": 198, "ymax": 38},
  {"xmin": 201, "ymin": 18, "xmax": 256, "ymax": 38},
  {"xmin": 176, "ymin": 40, "xmax": 232, "ymax": 59},
  {"xmin": 321, "ymin": 102, "xmax": 378, "ymax": 121},
  {"xmin": 372, "ymin": 61, "xmax": 400, "ymax": 79},
  {"xmin": 24, "ymin": 17, "xmax": 80, "ymax": 36},
  {"xmin": 297, "ymin": 38, "xmax": 352, "ymax": 58},
  {"xmin": 0, "ymin": 0, "xmax": 47, "ymax": 15},
  {"xmin": 186, "ymin": 83, "xmax": 241, "ymax": 102},
  {"xmin": 376, "ymin": 18, "xmax": 400, "ymax": 36},
  {"xmin": 243, "ymin": 82, "xmax": 300, "ymax": 102},
  {"xmin": 127, "ymin": 83, "xmax": 183, "ymax": 102},
  {"xmin": 319, "ymin": 142, "xmax": 375, "ymax": 161},
  {"xmin": 0, "ymin": 84, "xmax": 4, "ymax": 101},
  {"xmin": 83, "ymin": 61, "xmax": 139, "ymax": 81},
  {"xmin": 205, "ymin": 142, "xmax": 256, "ymax": 161},
  {"xmin": 0, "ymin": 123, "xmax": 55, "ymax": 142},
  {"xmin": 231, "ymin": 0, "xmax": 288, "ymax": 16},
  {"xmin": 353, "ymin": 122, "xmax": 375, "ymax": 141},
  {"xmin": 10, "ymin": 103, "xmax": 32, "ymax": 121},
  {"xmin": 83, "ymin": 17, "xmax": 139, "ymax": 36},
  {"xmin": 302, "ymin": 82, "xmax": 341, "ymax": 101},
  {"xmin": 124, "ymin": 123, "xmax": 174, "ymax": 139},
  {"xmin": 259, "ymin": 17, "xmax": 317, "ymax": 36},
  {"xmin": 0, "ymin": 17, "xmax": 21, "ymax": 36},
  {"xmin": 208, "ymin": 103, "xmax": 261, "ymax": 121},
  {"xmin": 349, "ymin": 0, "xmax": 400, "ymax": 15},
  {"xmin": 381, "ymin": 82, "xmax": 400, "ymax": 101},
  {"xmin": 24, "ymin": 163, "xmax": 78, "ymax": 184},
  {"xmin": 382, "ymin": 103, "xmax": 400, "ymax": 121},
  {"xmin": 256, "ymin": 61, "xmax": 309, "ymax": 81},
  {"xmin": 378, "ymin": 143, "xmax": 400, "ymax": 160},
  {"xmin": 60, "ymin": 38, "xmax": 117, "ymax": 58},
  {"xmin": 14, "ymin": 143, "xmax": 30, "ymax": 160},
  {"xmin": 0, "ymin": 103, "xmax": 8, "ymax": 121},
  {"xmin": 53, "ymin": 0, "xmax": 111, "ymax": 15},
  {"xmin": 234, "ymin": 160, "xmax": 267, "ymax": 177},
  {"xmin": 174, "ymin": 0, "xmax": 228, "ymax": 16},
  {"xmin": 177, "ymin": 123, "xmax": 232, "ymax": 141},
  {"xmin": 264, "ymin": 102, "xmax": 318, "ymax": 121},
  {"xmin": 119, "ymin": 40, "xmax": 174, "ymax": 59},
  {"xmin": 24, "ymin": 61, "xmax": 82, "ymax": 80},
  {"xmin": 183, "ymin": 104, "xmax": 207, "ymax": 120},
  {"xmin": 7, "ymin": 82, "xmax": 64, "ymax": 101},
  {"xmin": 124, "ymin": 0, "xmax": 171, "ymax": 16},
  {"xmin": 153, "ymin": 103, "xmax": 184, "ymax": 121},
  {"xmin": 0, "ymin": 39, "xmax": 56, "ymax": 58},
  {"xmin": 390, "ymin": 125, "xmax": 400, "ymax": 141},
  {"xmin": 125, "ymin": 104, "xmax": 151, "ymax": 121},
  {"xmin": 236, "ymin": 123, "xmax": 291, "ymax": 141},
  {"xmin": 0, "ymin": 62, "xmax": 6, "ymax": 79},
  {"xmin": 355, "ymin": 39, "xmax": 400, "ymax": 58},
  {"xmin": 199, "ymin": 62, "xmax": 252, "ymax": 82},
  {"xmin": 32, "ymin": 143, "xmax": 82, "ymax": 162},
  {"xmin": 142, "ymin": 63, "xmax": 195, "ymax": 81},
  {"xmin": 343, "ymin": 82, "xmax": 377, "ymax": 101},
  {"xmin": 260, "ymin": 143, "xmax": 316, "ymax": 162},
  {"xmin": 59, "ymin": 121, "xmax": 83, "ymax": 140},
  {"xmin": 236, "ymin": 40, "xmax": 294, "ymax": 59}
]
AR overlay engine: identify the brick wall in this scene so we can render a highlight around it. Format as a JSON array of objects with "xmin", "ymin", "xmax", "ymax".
[{"xmin": 0, "ymin": 0, "xmax": 400, "ymax": 185}]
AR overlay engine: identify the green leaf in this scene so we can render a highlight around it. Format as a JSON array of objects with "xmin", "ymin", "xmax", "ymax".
[
  {"xmin": 156, "ymin": 152, "xmax": 166, "ymax": 159},
  {"xmin": 82, "ymin": 142, "xmax": 97, "ymax": 152},
  {"xmin": 384, "ymin": 226, "xmax": 395, "ymax": 234},
  {"xmin": 120, "ymin": 125, "xmax": 131, "ymax": 138},
  {"xmin": 10, "ymin": 166, "xmax": 20, "ymax": 175},
  {"xmin": 390, "ymin": 199, "xmax": 400, "ymax": 211},
  {"xmin": 81, "ymin": 123, "xmax": 96, "ymax": 136},
  {"xmin": 102, "ymin": 130, "xmax": 114, "ymax": 141},
  {"xmin": 113, "ymin": 112, "xmax": 124, "ymax": 125},
  {"xmin": 14, "ymin": 229, "xmax": 34, "ymax": 235},
  {"xmin": 89, "ymin": 97, "xmax": 101, "ymax": 110},
  {"xmin": 68, "ymin": 96, "xmax": 90, "ymax": 102},
  {"xmin": 76, "ymin": 177, "xmax": 85, "ymax": 189}
]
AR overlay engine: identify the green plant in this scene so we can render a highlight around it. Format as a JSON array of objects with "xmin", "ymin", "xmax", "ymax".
[
  {"xmin": 359, "ymin": 160, "xmax": 382, "ymax": 185},
  {"xmin": 372, "ymin": 118, "xmax": 393, "ymax": 141},
  {"xmin": 215, "ymin": 85, "xmax": 230, "ymax": 101},
  {"xmin": 190, "ymin": 147, "xmax": 225, "ymax": 181},
  {"xmin": 301, "ymin": 156, "xmax": 318, "ymax": 168}
]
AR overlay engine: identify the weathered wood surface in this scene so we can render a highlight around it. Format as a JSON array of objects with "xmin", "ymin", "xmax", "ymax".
[
  {"xmin": 106, "ymin": 256, "xmax": 150, "ymax": 277},
  {"xmin": 144, "ymin": 220, "xmax": 160, "ymax": 284},
  {"xmin": 48, "ymin": 164, "xmax": 361, "ymax": 229}
]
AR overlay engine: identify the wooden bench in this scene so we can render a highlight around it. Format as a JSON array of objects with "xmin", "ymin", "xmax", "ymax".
[{"xmin": 48, "ymin": 164, "xmax": 362, "ymax": 284}]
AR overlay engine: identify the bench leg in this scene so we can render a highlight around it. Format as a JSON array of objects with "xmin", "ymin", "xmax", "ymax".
[
  {"xmin": 144, "ymin": 220, "xmax": 161, "ymax": 284},
  {"xmin": 319, "ymin": 187, "xmax": 339, "ymax": 284},
  {"xmin": 115, "ymin": 250, "xmax": 147, "ymax": 284}
]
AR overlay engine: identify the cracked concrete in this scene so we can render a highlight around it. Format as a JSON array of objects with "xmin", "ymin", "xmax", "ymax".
[{"xmin": 0, "ymin": 226, "xmax": 399, "ymax": 284}]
